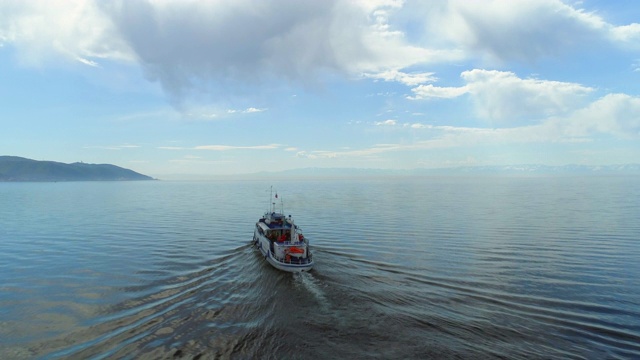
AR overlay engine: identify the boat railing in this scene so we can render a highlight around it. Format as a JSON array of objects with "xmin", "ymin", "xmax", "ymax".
[
  {"xmin": 275, "ymin": 240, "xmax": 305, "ymax": 246},
  {"xmin": 277, "ymin": 254, "xmax": 311, "ymax": 265},
  {"xmin": 267, "ymin": 246, "xmax": 312, "ymax": 265}
]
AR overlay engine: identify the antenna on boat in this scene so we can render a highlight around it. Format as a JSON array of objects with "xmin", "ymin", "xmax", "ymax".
[
  {"xmin": 267, "ymin": 186, "xmax": 273, "ymax": 213},
  {"xmin": 268, "ymin": 186, "xmax": 278, "ymax": 213}
]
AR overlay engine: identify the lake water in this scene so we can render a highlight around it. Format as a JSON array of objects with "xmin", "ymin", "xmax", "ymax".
[{"xmin": 1, "ymin": 176, "xmax": 639, "ymax": 359}]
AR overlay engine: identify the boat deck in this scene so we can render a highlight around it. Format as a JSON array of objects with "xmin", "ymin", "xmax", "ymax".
[
  {"xmin": 259, "ymin": 214, "xmax": 294, "ymax": 230},
  {"xmin": 274, "ymin": 255, "xmax": 312, "ymax": 265}
]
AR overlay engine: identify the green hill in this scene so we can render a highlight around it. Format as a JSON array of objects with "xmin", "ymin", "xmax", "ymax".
[{"xmin": 0, "ymin": 156, "xmax": 154, "ymax": 181}]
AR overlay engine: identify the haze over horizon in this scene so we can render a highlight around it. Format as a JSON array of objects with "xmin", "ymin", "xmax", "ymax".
[{"xmin": 2, "ymin": 0, "xmax": 640, "ymax": 178}]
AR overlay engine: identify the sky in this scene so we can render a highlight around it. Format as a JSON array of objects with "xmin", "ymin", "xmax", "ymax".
[{"xmin": 1, "ymin": 0, "xmax": 640, "ymax": 178}]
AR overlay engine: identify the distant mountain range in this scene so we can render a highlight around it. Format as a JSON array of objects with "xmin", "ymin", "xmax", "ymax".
[
  {"xmin": 416, "ymin": 164, "xmax": 640, "ymax": 175},
  {"xmin": 0, "ymin": 156, "xmax": 154, "ymax": 182},
  {"xmin": 256, "ymin": 164, "xmax": 640, "ymax": 177}
]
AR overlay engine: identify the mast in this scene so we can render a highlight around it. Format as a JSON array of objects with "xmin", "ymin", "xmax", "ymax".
[
  {"xmin": 289, "ymin": 216, "xmax": 295, "ymax": 242},
  {"xmin": 268, "ymin": 186, "xmax": 277, "ymax": 213},
  {"xmin": 280, "ymin": 197, "xmax": 284, "ymax": 214}
]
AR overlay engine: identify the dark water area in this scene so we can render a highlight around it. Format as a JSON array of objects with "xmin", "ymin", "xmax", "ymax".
[{"xmin": 1, "ymin": 177, "xmax": 639, "ymax": 359}]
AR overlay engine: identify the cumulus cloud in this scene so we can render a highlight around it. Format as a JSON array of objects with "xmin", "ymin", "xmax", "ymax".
[
  {"xmin": 0, "ymin": 0, "xmax": 131, "ymax": 66},
  {"xmin": 104, "ymin": 1, "xmax": 343, "ymax": 97},
  {"xmin": 560, "ymin": 93, "xmax": 640, "ymax": 138},
  {"xmin": 2, "ymin": 0, "xmax": 638, "ymax": 105},
  {"xmin": 609, "ymin": 23, "xmax": 640, "ymax": 46},
  {"xmin": 99, "ymin": 0, "xmax": 456, "ymax": 102},
  {"xmin": 426, "ymin": 0, "xmax": 608, "ymax": 62},
  {"xmin": 409, "ymin": 69, "xmax": 594, "ymax": 123},
  {"xmin": 375, "ymin": 119, "xmax": 397, "ymax": 126},
  {"xmin": 461, "ymin": 69, "xmax": 594, "ymax": 122},
  {"xmin": 363, "ymin": 69, "xmax": 437, "ymax": 86},
  {"xmin": 0, "ymin": 0, "xmax": 463, "ymax": 102},
  {"xmin": 408, "ymin": 84, "xmax": 469, "ymax": 99}
]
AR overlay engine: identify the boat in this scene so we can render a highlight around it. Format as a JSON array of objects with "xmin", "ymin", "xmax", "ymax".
[{"xmin": 253, "ymin": 189, "xmax": 314, "ymax": 272}]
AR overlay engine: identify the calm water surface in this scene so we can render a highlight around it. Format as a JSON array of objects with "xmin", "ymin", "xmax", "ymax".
[{"xmin": 1, "ymin": 177, "xmax": 639, "ymax": 359}]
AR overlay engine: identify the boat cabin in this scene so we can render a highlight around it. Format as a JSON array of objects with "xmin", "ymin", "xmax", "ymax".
[{"xmin": 257, "ymin": 213, "xmax": 301, "ymax": 243}]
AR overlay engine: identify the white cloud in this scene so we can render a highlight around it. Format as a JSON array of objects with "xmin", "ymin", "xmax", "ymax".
[
  {"xmin": 409, "ymin": 69, "xmax": 594, "ymax": 123},
  {"xmin": 408, "ymin": 84, "xmax": 469, "ymax": 99},
  {"xmin": 181, "ymin": 106, "xmax": 266, "ymax": 119},
  {"xmin": 462, "ymin": 69, "xmax": 594, "ymax": 122},
  {"xmin": 227, "ymin": 107, "xmax": 266, "ymax": 114},
  {"xmin": 100, "ymin": 0, "xmax": 444, "ymax": 101},
  {"xmin": 303, "ymin": 92, "xmax": 640, "ymax": 160},
  {"xmin": 363, "ymin": 69, "xmax": 436, "ymax": 86},
  {"xmin": 0, "ymin": 0, "xmax": 132, "ymax": 66},
  {"xmin": 160, "ymin": 144, "xmax": 283, "ymax": 151},
  {"xmin": 2, "ymin": 0, "xmax": 638, "ymax": 114},
  {"xmin": 195, "ymin": 144, "xmax": 281, "ymax": 151},
  {"xmin": 609, "ymin": 23, "xmax": 640, "ymax": 45},
  {"xmin": 84, "ymin": 144, "xmax": 141, "ymax": 150},
  {"xmin": 560, "ymin": 93, "xmax": 640, "ymax": 138},
  {"xmin": 0, "ymin": 0, "xmax": 462, "ymax": 103},
  {"xmin": 243, "ymin": 107, "xmax": 267, "ymax": 113},
  {"xmin": 296, "ymin": 150, "xmax": 339, "ymax": 159},
  {"xmin": 76, "ymin": 56, "xmax": 99, "ymax": 67},
  {"xmin": 3, "ymin": 1, "xmax": 638, "ymax": 73},
  {"xmin": 375, "ymin": 119, "xmax": 397, "ymax": 126},
  {"xmin": 299, "ymin": 124, "xmax": 551, "ymax": 160},
  {"xmin": 185, "ymin": 112, "xmax": 217, "ymax": 119},
  {"xmin": 169, "ymin": 158, "xmax": 231, "ymax": 165},
  {"xmin": 426, "ymin": 0, "xmax": 609, "ymax": 62}
]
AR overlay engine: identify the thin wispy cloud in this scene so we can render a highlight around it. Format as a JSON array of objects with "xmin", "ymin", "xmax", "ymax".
[
  {"xmin": 76, "ymin": 57, "xmax": 99, "ymax": 67},
  {"xmin": 363, "ymin": 70, "xmax": 437, "ymax": 86},
  {"xmin": 408, "ymin": 84, "xmax": 470, "ymax": 100},
  {"xmin": 159, "ymin": 144, "xmax": 282, "ymax": 151},
  {"xmin": 227, "ymin": 107, "xmax": 267, "ymax": 114},
  {"xmin": 300, "ymin": 92, "xmax": 640, "ymax": 160},
  {"xmin": 375, "ymin": 119, "xmax": 397, "ymax": 126},
  {"xmin": 194, "ymin": 144, "xmax": 281, "ymax": 151},
  {"xmin": 84, "ymin": 145, "xmax": 141, "ymax": 150}
]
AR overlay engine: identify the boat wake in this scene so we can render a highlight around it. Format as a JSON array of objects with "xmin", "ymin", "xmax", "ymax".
[
  {"xmin": 293, "ymin": 272, "xmax": 329, "ymax": 311},
  {"xmin": 26, "ymin": 244, "xmax": 278, "ymax": 359}
]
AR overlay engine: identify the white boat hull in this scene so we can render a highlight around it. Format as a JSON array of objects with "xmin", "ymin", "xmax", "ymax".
[
  {"xmin": 254, "ymin": 231, "xmax": 313, "ymax": 273},
  {"xmin": 254, "ymin": 192, "xmax": 314, "ymax": 272},
  {"xmin": 264, "ymin": 248, "xmax": 313, "ymax": 272}
]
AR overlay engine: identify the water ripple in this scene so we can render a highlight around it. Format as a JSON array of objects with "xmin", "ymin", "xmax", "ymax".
[{"xmin": 1, "ymin": 178, "xmax": 639, "ymax": 359}]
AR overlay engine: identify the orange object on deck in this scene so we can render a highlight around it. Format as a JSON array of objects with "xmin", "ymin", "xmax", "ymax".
[{"xmin": 288, "ymin": 246, "xmax": 304, "ymax": 254}]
